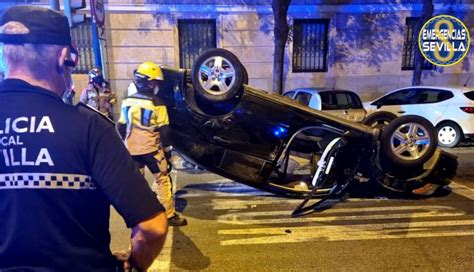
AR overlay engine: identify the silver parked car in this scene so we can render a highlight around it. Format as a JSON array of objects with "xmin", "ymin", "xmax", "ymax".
[{"xmin": 283, "ymin": 88, "xmax": 367, "ymax": 122}]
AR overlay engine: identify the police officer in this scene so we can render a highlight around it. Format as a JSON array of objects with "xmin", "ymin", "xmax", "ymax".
[
  {"xmin": 0, "ymin": 5, "xmax": 167, "ymax": 271},
  {"xmin": 80, "ymin": 67, "xmax": 117, "ymax": 119},
  {"xmin": 117, "ymin": 61, "xmax": 187, "ymax": 227}
]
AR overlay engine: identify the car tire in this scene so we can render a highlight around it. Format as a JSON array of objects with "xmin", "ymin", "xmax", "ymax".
[
  {"xmin": 241, "ymin": 62, "xmax": 248, "ymax": 85},
  {"xmin": 363, "ymin": 112, "xmax": 397, "ymax": 129},
  {"xmin": 380, "ymin": 115, "xmax": 437, "ymax": 168},
  {"xmin": 437, "ymin": 122, "xmax": 463, "ymax": 148},
  {"xmin": 191, "ymin": 48, "xmax": 244, "ymax": 102}
]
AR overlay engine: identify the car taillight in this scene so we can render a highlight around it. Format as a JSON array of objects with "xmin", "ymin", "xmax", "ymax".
[{"xmin": 460, "ymin": 107, "xmax": 474, "ymax": 113}]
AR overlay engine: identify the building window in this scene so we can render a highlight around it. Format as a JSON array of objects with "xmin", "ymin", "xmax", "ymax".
[
  {"xmin": 292, "ymin": 19, "xmax": 329, "ymax": 73},
  {"xmin": 71, "ymin": 18, "xmax": 95, "ymax": 74},
  {"xmin": 402, "ymin": 17, "xmax": 433, "ymax": 70},
  {"xmin": 178, "ymin": 19, "xmax": 217, "ymax": 69}
]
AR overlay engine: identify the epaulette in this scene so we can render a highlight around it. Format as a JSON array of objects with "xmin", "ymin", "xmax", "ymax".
[{"xmin": 76, "ymin": 102, "xmax": 115, "ymax": 125}]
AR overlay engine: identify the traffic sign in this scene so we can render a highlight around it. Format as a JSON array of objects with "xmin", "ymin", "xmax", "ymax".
[{"xmin": 90, "ymin": 0, "xmax": 105, "ymax": 27}]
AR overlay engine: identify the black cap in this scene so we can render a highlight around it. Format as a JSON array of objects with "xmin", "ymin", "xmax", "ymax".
[{"xmin": 0, "ymin": 5, "xmax": 72, "ymax": 46}]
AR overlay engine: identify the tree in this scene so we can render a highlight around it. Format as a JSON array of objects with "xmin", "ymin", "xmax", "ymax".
[
  {"xmin": 412, "ymin": 0, "xmax": 434, "ymax": 86},
  {"xmin": 272, "ymin": 0, "xmax": 291, "ymax": 94}
]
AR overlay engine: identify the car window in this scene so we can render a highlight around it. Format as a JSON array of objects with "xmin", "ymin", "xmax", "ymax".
[
  {"xmin": 432, "ymin": 90, "xmax": 453, "ymax": 102},
  {"xmin": 464, "ymin": 91, "xmax": 474, "ymax": 100},
  {"xmin": 294, "ymin": 92, "xmax": 312, "ymax": 106},
  {"xmin": 336, "ymin": 92, "xmax": 363, "ymax": 109},
  {"xmin": 376, "ymin": 89, "xmax": 418, "ymax": 105},
  {"xmin": 407, "ymin": 89, "xmax": 453, "ymax": 104},
  {"xmin": 319, "ymin": 92, "xmax": 363, "ymax": 110},
  {"xmin": 320, "ymin": 92, "xmax": 334, "ymax": 110},
  {"xmin": 283, "ymin": 91, "xmax": 295, "ymax": 98},
  {"xmin": 331, "ymin": 92, "xmax": 362, "ymax": 110}
]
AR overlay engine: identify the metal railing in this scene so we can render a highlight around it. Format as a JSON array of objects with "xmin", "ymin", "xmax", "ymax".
[
  {"xmin": 292, "ymin": 19, "xmax": 329, "ymax": 73},
  {"xmin": 178, "ymin": 19, "xmax": 217, "ymax": 69},
  {"xmin": 71, "ymin": 17, "xmax": 95, "ymax": 74},
  {"xmin": 401, "ymin": 17, "xmax": 433, "ymax": 71}
]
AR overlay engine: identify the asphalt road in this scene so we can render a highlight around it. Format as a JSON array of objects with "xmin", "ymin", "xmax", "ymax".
[{"xmin": 110, "ymin": 145, "xmax": 474, "ymax": 271}]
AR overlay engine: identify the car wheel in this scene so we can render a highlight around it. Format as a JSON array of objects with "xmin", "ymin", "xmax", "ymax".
[
  {"xmin": 241, "ymin": 63, "xmax": 249, "ymax": 85},
  {"xmin": 191, "ymin": 48, "xmax": 244, "ymax": 102},
  {"xmin": 363, "ymin": 112, "xmax": 397, "ymax": 129},
  {"xmin": 381, "ymin": 115, "xmax": 437, "ymax": 168},
  {"xmin": 437, "ymin": 122, "xmax": 463, "ymax": 148}
]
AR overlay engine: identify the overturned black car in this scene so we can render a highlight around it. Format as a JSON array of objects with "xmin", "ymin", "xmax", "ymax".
[{"xmin": 157, "ymin": 48, "xmax": 457, "ymax": 201}]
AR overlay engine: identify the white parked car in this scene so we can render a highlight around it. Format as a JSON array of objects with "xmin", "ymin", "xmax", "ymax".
[
  {"xmin": 364, "ymin": 86, "xmax": 474, "ymax": 147},
  {"xmin": 283, "ymin": 88, "xmax": 366, "ymax": 122}
]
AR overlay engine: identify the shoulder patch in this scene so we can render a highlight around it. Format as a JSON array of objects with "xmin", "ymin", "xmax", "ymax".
[{"xmin": 76, "ymin": 102, "xmax": 115, "ymax": 124}]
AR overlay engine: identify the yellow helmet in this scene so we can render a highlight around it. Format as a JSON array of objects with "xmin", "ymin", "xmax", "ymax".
[{"xmin": 134, "ymin": 61, "xmax": 164, "ymax": 81}]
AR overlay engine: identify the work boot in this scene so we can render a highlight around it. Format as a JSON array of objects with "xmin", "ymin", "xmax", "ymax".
[{"xmin": 168, "ymin": 214, "xmax": 188, "ymax": 227}]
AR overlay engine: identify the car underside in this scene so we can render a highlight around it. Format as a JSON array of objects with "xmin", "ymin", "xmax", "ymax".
[{"xmin": 156, "ymin": 48, "xmax": 458, "ymax": 203}]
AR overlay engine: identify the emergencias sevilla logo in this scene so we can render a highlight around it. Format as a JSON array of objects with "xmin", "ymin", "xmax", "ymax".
[{"xmin": 418, "ymin": 15, "xmax": 470, "ymax": 67}]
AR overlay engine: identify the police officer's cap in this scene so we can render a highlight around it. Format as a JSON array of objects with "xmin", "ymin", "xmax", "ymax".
[{"xmin": 0, "ymin": 5, "xmax": 72, "ymax": 48}]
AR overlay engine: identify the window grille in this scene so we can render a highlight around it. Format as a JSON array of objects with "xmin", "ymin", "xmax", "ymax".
[
  {"xmin": 402, "ymin": 17, "xmax": 433, "ymax": 70},
  {"xmin": 178, "ymin": 19, "xmax": 217, "ymax": 69},
  {"xmin": 71, "ymin": 18, "xmax": 95, "ymax": 74},
  {"xmin": 292, "ymin": 19, "xmax": 329, "ymax": 73}
]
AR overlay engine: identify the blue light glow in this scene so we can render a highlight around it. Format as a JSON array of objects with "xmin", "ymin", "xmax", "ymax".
[{"xmin": 273, "ymin": 126, "xmax": 288, "ymax": 137}]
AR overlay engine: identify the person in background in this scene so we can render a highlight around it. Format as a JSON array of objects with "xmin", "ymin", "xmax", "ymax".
[
  {"xmin": 61, "ymin": 46, "xmax": 78, "ymax": 105},
  {"xmin": 0, "ymin": 5, "xmax": 167, "ymax": 271},
  {"xmin": 62, "ymin": 84, "xmax": 76, "ymax": 104},
  {"xmin": 117, "ymin": 61, "xmax": 188, "ymax": 227},
  {"xmin": 80, "ymin": 67, "xmax": 117, "ymax": 119}
]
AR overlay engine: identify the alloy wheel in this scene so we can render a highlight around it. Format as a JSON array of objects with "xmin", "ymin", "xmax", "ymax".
[
  {"xmin": 390, "ymin": 122, "xmax": 431, "ymax": 161},
  {"xmin": 198, "ymin": 56, "xmax": 236, "ymax": 96}
]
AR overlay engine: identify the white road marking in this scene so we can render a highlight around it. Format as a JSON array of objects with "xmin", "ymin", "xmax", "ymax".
[
  {"xmin": 180, "ymin": 191, "xmax": 273, "ymax": 198},
  {"xmin": 218, "ymin": 220, "xmax": 474, "ymax": 245},
  {"xmin": 178, "ymin": 178, "xmax": 273, "ymax": 197},
  {"xmin": 450, "ymin": 181, "xmax": 474, "ymax": 200},
  {"xmin": 148, "ymin": 227, "xmax": 173, "ymax": 271},
  {"xmin": 216, "ymin": 205, "xmax": 464, "ymax": 225},
  {"xmin": 148, "ymin": 170, "xmax": 179, "ymax": 272},
  {"xmin": 212, "ymin": 198, "xmax": 388, "ymax": 210}
]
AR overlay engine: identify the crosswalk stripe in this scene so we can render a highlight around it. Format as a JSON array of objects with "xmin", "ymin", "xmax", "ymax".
[
  {"xmin": 148, "ymin": 170, "xmax": 179, "ymax": 272},
  {"xmin": 219, "ymin": 220, "xmax": 474, "ymax": 245},
  {"xmin": 212, "ymin": 198, "xmax": 387, "ymax": 210},
  {"xmin": 216, "ymin": 205, "xmax": 464, "ymax": 225},
  {"xmin": 219, "ymin": 220, "xmax": 474, "ymax": 235},
  {"xmin": 148, "ymin": 229, "xmax": 173, "ymax": 271},
  {"xmin": 450, "ymin": 181, "xmax": 474, "ymax": 200}
]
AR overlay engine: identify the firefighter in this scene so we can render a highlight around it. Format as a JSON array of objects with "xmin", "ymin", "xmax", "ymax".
[{"xmin": 116, "ymin": 61, "xmax": 187, "ymax": 227}]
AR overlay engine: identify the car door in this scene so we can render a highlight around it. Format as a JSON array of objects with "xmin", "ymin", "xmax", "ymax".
[
  {"xmin": 373, "ymin": 88, "xmax": 451, "ymax": 124},
  {"xmin": 401, "ymin": 88, "xmax": 452, "ymax": 124},
  {"xmin": 318, "ymin": 91, "xmax": 365, "ymax": 122}
]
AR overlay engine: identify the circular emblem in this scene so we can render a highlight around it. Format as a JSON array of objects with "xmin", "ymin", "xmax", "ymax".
[
  {"xmin": 90, "ymin": 0, "xmax": 105, "ymax": 27},
  {"xmin": 418, "ymin": 15, "xmax": 470, "ymax": 67}
]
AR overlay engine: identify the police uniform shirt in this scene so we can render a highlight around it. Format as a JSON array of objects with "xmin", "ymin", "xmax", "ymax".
[{"xmin": 0, "ymin": 79, "xmax": 164, "ymax": 271}]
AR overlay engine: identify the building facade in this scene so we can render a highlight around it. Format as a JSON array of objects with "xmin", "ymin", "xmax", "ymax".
[{"xmin": 1, "ymin": 0, "xmax": 473, "ymax": 117}]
